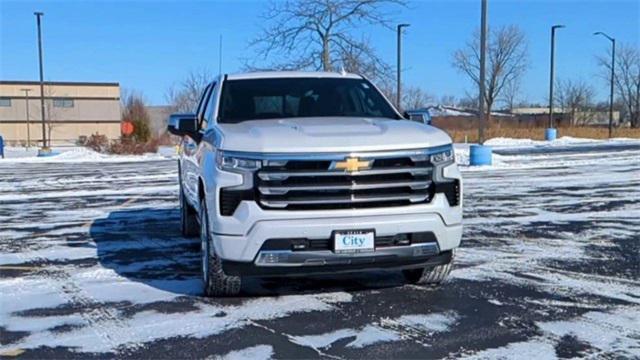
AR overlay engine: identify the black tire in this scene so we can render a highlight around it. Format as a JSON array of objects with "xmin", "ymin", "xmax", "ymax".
[
  {"xmin": 403, "ymin": 250, "xmax": 455, "ymax": 285},
  {"xmin": 180, "ymin": 185, "xmax": 199, "ymax": 238},
  {"xmin": 200, "ymin": 198, "xmax": 241, "ymax": 297}
]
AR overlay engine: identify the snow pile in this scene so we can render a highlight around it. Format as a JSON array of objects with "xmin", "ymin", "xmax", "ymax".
[
  {"xmin": 484, "ymin": 136, "xmax": 638, "ymax": 148},
  {"xmin": 1, "ymin": 146, "xmax": 169, "ymax": 163}
]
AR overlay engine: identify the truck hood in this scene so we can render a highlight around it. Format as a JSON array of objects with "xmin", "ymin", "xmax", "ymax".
[{"xmin": 215, "ymin": 117, "xmax": 452, "ymax": 153}]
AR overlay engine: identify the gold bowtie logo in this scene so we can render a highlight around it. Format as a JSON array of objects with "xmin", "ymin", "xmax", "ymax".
[{"xmin": 333, "ymin": 157, "xmax": 371, "ymax": 172}]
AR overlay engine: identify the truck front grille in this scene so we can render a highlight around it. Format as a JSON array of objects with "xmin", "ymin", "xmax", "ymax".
[{"xmin": 256, "ymin": 155, "xmax": 435, "ymax": 210}]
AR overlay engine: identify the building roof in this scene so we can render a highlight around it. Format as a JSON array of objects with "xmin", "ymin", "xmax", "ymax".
[
  {"xmin": 409, "ymin": 105, "xmax": 515, "ymax": 118},
  {"xmin": 510, "ymin": 107, "xmax": 562, "ymax": 115},
  {"xmin": 226, "ymin": 71, "xmax": 363, "ymax": 80},
  {"xmin": 0, "ymin": 80, "xmax": 119, "ymax": 87}
]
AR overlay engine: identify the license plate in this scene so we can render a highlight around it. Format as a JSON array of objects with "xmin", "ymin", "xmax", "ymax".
[{"xmin": 334, "ymin": 230, "xmax": 375, "ymax": 254}]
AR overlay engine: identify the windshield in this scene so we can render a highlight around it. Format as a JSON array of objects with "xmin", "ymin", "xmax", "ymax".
[{"xmin": 218, "ymin": 77, "xmax": 400, "ymax": 123}]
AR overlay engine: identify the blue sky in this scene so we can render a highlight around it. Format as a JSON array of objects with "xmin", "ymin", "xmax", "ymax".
[{"xmin": 1, "ymin": 0, "xmax": 638, "ymax": 106}]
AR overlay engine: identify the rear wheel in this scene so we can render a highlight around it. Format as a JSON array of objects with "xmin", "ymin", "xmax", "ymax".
[
  {"xmin": 200, "ymin": 198, "xmax": 241, "ymax": 297},
  {"xmin": 180, "ymin": 185, "xmax": 199, "ymax": 238},
  {"xmin": 403, "ymin": 250, "xmax": 455, "ymax": 285}
]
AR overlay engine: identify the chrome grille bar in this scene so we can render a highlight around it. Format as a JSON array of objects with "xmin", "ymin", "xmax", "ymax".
[
  {"xmin": 258, "ymin": 167, "xmax": 431, "ymax": 181},
  {"xmin": 259, "ymin": 180, "xmax": 432, "ymax": 195},
  {"xmin": 259, "ymin": 192, "xmax": 430, "ymax": 208}
]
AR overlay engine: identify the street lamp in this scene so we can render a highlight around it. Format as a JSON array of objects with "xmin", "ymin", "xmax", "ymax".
[
  {"xmin": 469, "ymin": 0, "xmax": 492, "ymax": 166},
  {"xmin": 34, "ymin": 11, "xmax": 49, "ymax": 153},
  {"xmin": 20, "ymin": 89, "xmax": 32, "ymax": 148},
  {"xmin": 547, "ymin": 25, "xmax": 565, "ymax": 140},
  {"xmin": 478, "ymin": 0, "xmax": 487, "ymax": 145},
  {"xmin": 594, "ymin": 31, "xmax": 616, "ymax": 138},
  {"xmin": 396, "ymin": 23, "xmax": 410, "ymax": 111}
]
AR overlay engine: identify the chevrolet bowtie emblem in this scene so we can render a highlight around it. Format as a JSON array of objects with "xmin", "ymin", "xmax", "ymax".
[{"xmin": 332, "ymin": 157, "xmax": 372, "ymax": 172}]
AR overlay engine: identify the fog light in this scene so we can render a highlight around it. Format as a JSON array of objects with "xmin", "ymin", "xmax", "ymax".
[{"xmin": 258, "ymin": 252, "xmax": 290, "ymax": 264}]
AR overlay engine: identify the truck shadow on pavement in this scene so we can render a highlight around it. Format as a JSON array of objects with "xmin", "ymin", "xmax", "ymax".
[{"xmin": 90, "ymin": 208, "xmax": 407, "ymax": 298}]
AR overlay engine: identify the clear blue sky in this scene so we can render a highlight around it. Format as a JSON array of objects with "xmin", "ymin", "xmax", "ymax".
[{"xmin": 1, "ymin": 0, "xmax": 638, "ymax": 106}]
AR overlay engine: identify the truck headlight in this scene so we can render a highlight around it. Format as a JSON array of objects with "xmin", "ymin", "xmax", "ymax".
[
  {"xmin": 430, "ymin": 147, "xmax": 455, "ymax": 165},
  {"xmin": 430, "ymin": 145, "xmax": 455, "ymax": 183},
  {"xmin": 216, "ymin": 152, "xmax": 260, "ymax": 172}
]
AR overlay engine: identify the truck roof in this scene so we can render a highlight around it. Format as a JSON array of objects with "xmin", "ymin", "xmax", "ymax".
[{"xmin": 225, "ymin": 71, "xmax": 363, "ymax": 81}]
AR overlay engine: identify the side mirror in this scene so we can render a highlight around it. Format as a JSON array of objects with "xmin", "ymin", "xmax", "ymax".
[
  {"xmin": 404, "ymin": 111, "xmax": 432, "ymax": 125},
  {"xmin": 167, "ymin": 113, "xmax": 199, "ymax": 138}
]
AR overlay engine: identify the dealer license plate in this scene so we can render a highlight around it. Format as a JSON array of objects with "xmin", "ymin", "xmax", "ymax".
[{"xmin": 334, "ymin": 230, "xmax": 375, "ymax": 254}]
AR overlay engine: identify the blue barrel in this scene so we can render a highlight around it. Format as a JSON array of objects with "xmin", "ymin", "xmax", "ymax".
[
  {"xmin": 0, "ymin": 135, "xmax": 4, "ymax": 159},
  {"xmin": 545, "ymin": 128, "xmax": 557, "ymax": 141},
  {"xmin": 470, "ymin": 144, "xmax": 492, "ymax": 166}
]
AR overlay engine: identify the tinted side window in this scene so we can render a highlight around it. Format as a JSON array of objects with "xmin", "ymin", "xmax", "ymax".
[
  {"xmin": 195, "ymin": 83, "xmax": 212, "ymax": 117},
  {"xmin": 203, "ymin": 82, "xmax": 219, "ymax": 129},
  {"xmin": 198, "ymin": 83, "xmax": 216, "ymax": 130}
]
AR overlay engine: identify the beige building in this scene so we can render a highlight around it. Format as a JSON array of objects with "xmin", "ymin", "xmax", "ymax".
[{"xmin": 0, "ymin": 81, "xmax": 121, "ymax": 146}]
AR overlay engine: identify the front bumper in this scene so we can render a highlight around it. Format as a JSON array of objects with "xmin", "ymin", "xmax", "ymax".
[
  {"xmin": 212, "ymin": 208, "xmax": 462, "ymax": 262},
  {"xmin": 222, "ymin": 249, "xmax": 453, "ymax": 277}
]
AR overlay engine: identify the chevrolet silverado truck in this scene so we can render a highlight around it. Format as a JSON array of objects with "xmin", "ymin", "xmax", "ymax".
[{"xmin": 168, "ymin": 72, "xmax": 462, "ymax": 296}]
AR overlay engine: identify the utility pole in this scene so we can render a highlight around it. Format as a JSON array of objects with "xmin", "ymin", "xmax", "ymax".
[
  {"xmin": 396, "ymin": 23, "xmax": 410, "ymax": 112},
  {"xmin": 34, "ymin": 12, "xmax": 48, "ymax": 150},
  {"xmin": 548, "ymin": 25, "xmax": 565, "ymax": 131},
  {"xmin": 594, "ymin": 32, "xmax": 616, "ymax": 138},
  {"xmin": 478, "ymin": 0, "xmax": 487, "ymax": 144},
  {"xmin": 21, "ymin": 89, "xmax": 32, "ymax": 148}
]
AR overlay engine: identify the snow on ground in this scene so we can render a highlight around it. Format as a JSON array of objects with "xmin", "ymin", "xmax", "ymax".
[
  {"xmin": 218, "ymin": 345, "xmax": 274, "ymax": 360},
  {"xmin": 0, "ymin": 139, "xmax": 639, "ymax": 358},
  {"xmin": 454, "ymin": 136, "xmax": 640, "ymax": 167},
  {"xmin": 1, "ymin": 146, "xmax": 172, "ymax": 163}
]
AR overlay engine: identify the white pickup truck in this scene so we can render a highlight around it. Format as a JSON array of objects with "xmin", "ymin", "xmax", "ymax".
[{"xmin": 168, "ymin": 71, "xmax": 462, "ymax": 296}]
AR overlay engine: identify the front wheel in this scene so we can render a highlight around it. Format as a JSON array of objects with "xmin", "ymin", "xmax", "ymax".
[
  {"xmin": 200, "ymin": 198, "xmax": 241, "ymax": 297},
  {"xmin": 403, "ymin": 250, "xmax": 455, "ymax": 285}
]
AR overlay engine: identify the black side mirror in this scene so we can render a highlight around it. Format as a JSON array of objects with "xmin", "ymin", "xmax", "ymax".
[
  {"xmin": 404, "ymin": 111, "xmax": 432, "ymax": 125},
  {"xmin": 167, "ymin": 113, "xmax": 200, "ymax": 139}
]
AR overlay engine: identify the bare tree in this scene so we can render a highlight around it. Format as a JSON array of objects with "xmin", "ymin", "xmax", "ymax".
[
  {"xmin": 452, "ymin": 25, "xmax": 528, "ymax": 121},
  {"xmin": 401, "ymin": 86, "xmax": 433, "ymax": 110},
  {"xmin": 458, "ymin": 93, "xmax": 480, "ymax": 110},
  {"xmin": 499, "ymin": 77, "xmax": 521, "ymax": 111},
  {"xmin": 248, "ymin": 0, "xmax": 405, "ymax": 83},
  {"xmin": 556, "ymin": 78, "xmax": 595, "ymax": 125},
  {"xmin": 43, "ymin": 85, "xmax": 59, "ymax": 145},
  {"xmin": 439, "ymin": 95, "xmax": 457, "ymax": 107},
  {"xmin": 597, "ymin": 43, "xmax": 640, "ymax": 128},
  {"xmin": 166, "ymin": 68, "xmax": 213, "ymax": 113},
  {"xmin": 377, "ymin": 84, "xmax": 432, "ymax": 111}
]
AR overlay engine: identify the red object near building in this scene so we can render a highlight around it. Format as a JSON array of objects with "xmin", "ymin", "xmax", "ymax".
[{"xmin": 121, "ymin": 121, "xmax": 134, "ymax": 136}]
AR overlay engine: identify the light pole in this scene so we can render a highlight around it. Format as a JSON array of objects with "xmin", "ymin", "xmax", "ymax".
[
  {"xmin": 470, "ymin": 0, "xmax": 492, "ymax": 165},
  {"xmin": 594, "ymin": 31, "xmax": 615, "ymax": 138},
  {"xmin": 547, "ymin": 25, "xmax": 565, "ymax": 139},
  {"xmin": 478, "ymin": 0, "xmax": 487, "ymax": 144},
  {"xmin": 34, "ymin": 12, "xmax": 48, "ymax": 151},
  {"xmin": 396, "ymin": 23, "xmax": 410, "ymax": 111},
  {"xmin": 21, "ymin": 89, "xmax": 32, "ymax": 148}
]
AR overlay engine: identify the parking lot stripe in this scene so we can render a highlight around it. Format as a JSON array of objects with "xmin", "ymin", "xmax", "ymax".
[{"xmin": 0, "ymin": 265, "xmax": 40, "ymax": 271}]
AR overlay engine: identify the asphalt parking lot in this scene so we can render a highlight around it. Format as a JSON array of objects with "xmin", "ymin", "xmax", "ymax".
[{"xmin": 1, "ymin": 144, "xmax": 639, "ymax": 358}]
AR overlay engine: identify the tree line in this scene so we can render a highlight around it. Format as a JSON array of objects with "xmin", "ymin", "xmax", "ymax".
[{"xmin": 165, "ymin": 0, "xmax": 640, "ymax": 128}]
